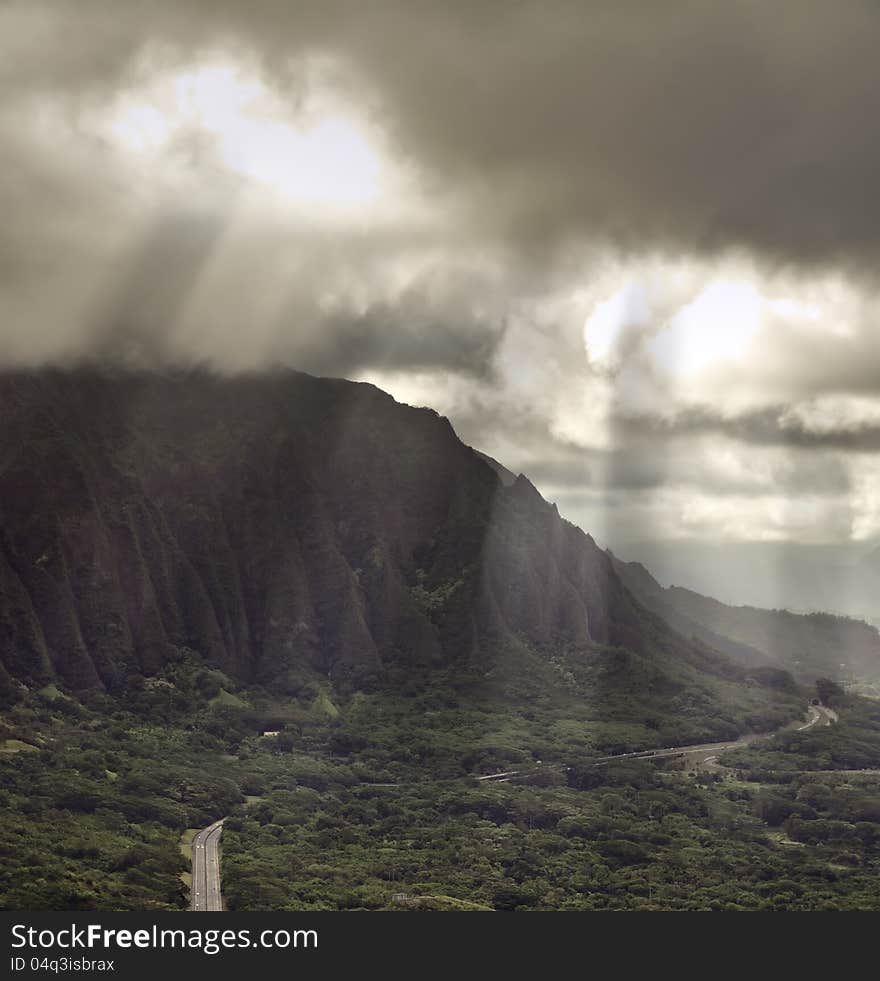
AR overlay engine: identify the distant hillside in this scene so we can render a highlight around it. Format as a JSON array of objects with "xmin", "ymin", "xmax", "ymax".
[
  {"xmin": 617, "ymin": 540, "xmax": 880, "ymax": 628},
  {"xmin": 611, "ymin": 553, "xmax": 880, "ymax": 683}
]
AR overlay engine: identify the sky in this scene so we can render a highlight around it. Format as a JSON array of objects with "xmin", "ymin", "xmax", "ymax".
[{"xmin": 4, "ymin": 0, "xmax": 880, "ymax": 591}]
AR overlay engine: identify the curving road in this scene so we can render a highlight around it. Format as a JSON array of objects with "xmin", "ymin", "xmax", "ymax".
[
  {"xmin": 797, "ymin": 704, "xmax": 836, "ymax": 730},
  {"xmin": 191, "ymin": 819, "xmax": 224, "ymax": 911},
  {"xmin": 190, "ymin": 706, "xmax": 838, "ymax": 899},
  {"xmin": 477, "ymin": 704, "xmax": 838, "ymax": 781}
]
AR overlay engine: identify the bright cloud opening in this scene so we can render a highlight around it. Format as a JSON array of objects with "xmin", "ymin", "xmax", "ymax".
[
  {"xmin": 648, "ymin": 280, "xmax": 762, "ymax": 377},
  {"xmin": 583, "ymin": 280, "xmax": 650, "ymax": 368},
  {"xmin": 106, "ymin": 62, "xmax": 387, "ymax": 213}
]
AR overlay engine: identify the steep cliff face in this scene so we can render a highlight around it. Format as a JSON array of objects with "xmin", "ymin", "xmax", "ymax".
[{"xmin": 0, "ymin": 369, "xmax": 734, "ymax": 697}]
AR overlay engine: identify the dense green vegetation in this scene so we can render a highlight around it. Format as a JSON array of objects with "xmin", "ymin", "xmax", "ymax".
[
  {"xmin": 219, "ymin": 682, "xmax": 880, "ymax": 911},
  {"xmin": 0, "ymin": 656, "xmax": 243, "ymax": 909},
  {"xmin": 222, "ymin": 760, "xmax": 880, "ymax": 911},
  {"xmin": 2, "ymin": 646, "xmax": 879, "ymax": 911},
  {"xmin": 723, "ymin": 690, "xmax": 880, "ymax": 776}
]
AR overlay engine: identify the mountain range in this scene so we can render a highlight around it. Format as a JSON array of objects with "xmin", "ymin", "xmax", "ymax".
[
  {"xmin": 611, "ymin": 554, "xmax": 880, "ymax": 683},
  {"xmin": 0, "ymin": 368, "xmax": 876, "ymax": 713}
]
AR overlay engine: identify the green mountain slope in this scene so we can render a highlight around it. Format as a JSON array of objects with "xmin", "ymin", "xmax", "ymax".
[{"xmin": 0, "ymin": 369, "xmax": 802, "ymax": 741}]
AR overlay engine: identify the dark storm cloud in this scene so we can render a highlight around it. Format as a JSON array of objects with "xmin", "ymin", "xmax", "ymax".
[
  {"xmin": 4, "ymin": 0, "xmax": 880, "ymax": 557},
  {"xmin": 319, "ymin": 0, "xmax": 880, "ymax": 268},
  {"xmin": 8, "ymin": 0, "xmax": 880, "ymax": 267},
  {"xmin": 77, "ymin": 211, "xmax": 508, "ymax": 377},
  {"xmin": 620, "ymin": 407, "xmax": 880, "ymax": 454},
  {"xmin": 505, "ymin": 436, "xmax": 851, "ymax": 497},
  {"xmin": 4, "ymin": 0, "xmax": 880, "ymax": 381},
  {"xmin": 297, "ymin": 305, "xmax": 505, "ymax": 379}
]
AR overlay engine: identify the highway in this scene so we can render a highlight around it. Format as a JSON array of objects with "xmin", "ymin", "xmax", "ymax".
[
  {"xmin": 477, "ymin": 704, "xmax": 838, "ymax": 781},
  {"xmin": 191, "ymin": 819, "xmax": 224, "ymax": 912},
  {"xmin": 190, "ymin": 706, "xmax": 838, "ymax": 900}
]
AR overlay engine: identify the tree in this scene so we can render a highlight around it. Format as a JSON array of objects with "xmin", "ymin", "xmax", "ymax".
[{"xmin": 815, "ymin": 678, "xmax": 843, "ymax": 706}]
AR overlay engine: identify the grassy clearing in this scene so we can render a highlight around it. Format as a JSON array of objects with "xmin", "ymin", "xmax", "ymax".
[
  {"xmin": 765, "ymin": 829, "xmax": 805, "ymax": 848},
  {"xmin": 313, "ymin": 692, "xmax": 339, "ymax": 719},
  {"xmin": 210, "ymin": 689, "xmax": 248, "ymax": 709},
  {"xmin": 0, "ymin": 739, "xmax": 38, "ymax": 754},
  {"xmin": 179, "ymin": 828, "xmax": 198, "ymax": 861},
  {"xmin": 180, "ymin": 869, "xmax": 192, "ymax": 908}
]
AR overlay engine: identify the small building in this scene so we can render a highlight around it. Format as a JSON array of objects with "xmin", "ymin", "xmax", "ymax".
[{"xmin": 261, "ymin": 729, "xmax": 281, "ymax": 738}]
